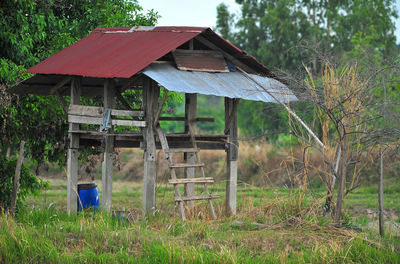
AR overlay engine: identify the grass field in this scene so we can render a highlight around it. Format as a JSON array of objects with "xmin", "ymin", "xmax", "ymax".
[{"xmin": 1, "ymin": 179, "xmax": 399, "ymax": 263}]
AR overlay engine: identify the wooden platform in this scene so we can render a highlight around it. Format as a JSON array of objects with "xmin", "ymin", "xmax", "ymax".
[{"xmin": 76, "ymin": 131, "xmax": 228, "ymax": 150}]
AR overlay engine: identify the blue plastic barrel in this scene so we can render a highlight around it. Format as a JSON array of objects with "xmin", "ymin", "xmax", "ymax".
[{"xmin": 77, "ymin": 183, "xmax": 100, "ymax": 211}]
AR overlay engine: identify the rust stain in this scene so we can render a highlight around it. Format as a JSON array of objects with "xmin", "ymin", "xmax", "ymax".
[{"xmin": 173, "ymin": 50, "xmax": 229, "ymax": 73}]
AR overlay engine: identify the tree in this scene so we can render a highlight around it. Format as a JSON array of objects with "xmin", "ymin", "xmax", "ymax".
[
  {"xmin": 0, "ymin": 0, "xmax": 159, "ymax": 211},
  {"xmin": 0, "ymin": 0, "xmax": 159, "ymax": 165},
  {"xmin": 216, "ymin": 0, "xmax": 398, "ymax": 139}
]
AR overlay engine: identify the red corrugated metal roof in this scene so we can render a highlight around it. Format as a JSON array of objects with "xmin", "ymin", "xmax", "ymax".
[{"xmin": 28, "ymin": 26, "xmax": 207, "ymax": 78}]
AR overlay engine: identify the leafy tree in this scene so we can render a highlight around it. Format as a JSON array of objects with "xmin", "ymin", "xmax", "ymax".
[
  {"xmin": 216, "ymin": 0, "xmax": 398, "ymax": 138},
  {"xmin": 0, "ymin": 0, "xmax": 159, "ymax": 210},
  {"xmin": 0, "ymin": 0, "xmax": 159, "ymax": 165}
]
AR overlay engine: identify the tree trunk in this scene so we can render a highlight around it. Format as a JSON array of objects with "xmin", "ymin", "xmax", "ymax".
[
  {"xmin": 10, "ymin": 140, "xmax": 25, "ymax": 215},
  {"xmin": 335, "ymin": 137, "xmax": 347, "ymax": 223},
  {"xmin": 378, "ymin": 147, "xmax": 384, "ymax": 237},
  {"xmin": 324, "ymin": 144, "xmax": 341, "ymax": 213}
]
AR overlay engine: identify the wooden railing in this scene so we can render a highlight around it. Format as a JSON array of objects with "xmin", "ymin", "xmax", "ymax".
[{"xmin": 68, "ymin": 104, "xmax": 146, "ymax": 129}]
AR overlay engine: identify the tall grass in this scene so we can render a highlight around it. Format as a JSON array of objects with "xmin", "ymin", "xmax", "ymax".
[{"xmin": 1, "ymin": 182, "xmax": 399, "ymax": 263}]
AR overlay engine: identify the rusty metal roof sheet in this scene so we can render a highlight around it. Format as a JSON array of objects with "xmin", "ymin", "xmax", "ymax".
[
  {"xmin": 172, "ymin": 50, "xmax": 229, "ymax": 72},
  {"xmin": 143, "ymin": 63, "xmax": 297, "ymax": 103},
  {"xmin": 27, "ymin": 27, "xmax": 206, "ymax": 78},
  {"xmin": 25, "ymin": 26, "xmax": 282, "ymax": 81}
]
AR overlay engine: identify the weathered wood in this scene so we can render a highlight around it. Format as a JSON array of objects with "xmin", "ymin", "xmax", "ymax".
[
  {"xmin": 49, "ymin": 77, "xmax": 71, "ymax": 95},
  {"xmin": 168, "ymin": 148, "xmax": 199, "ymax": 153},
  {"xmin": 224, "ymin": 98, "xmax": 240, "ymax": 134},
  {"xmin": 154, "ymin": 90, "xmax": 168, "ymax": 128},
  {"xmin": 174, "ymin": 194, "xmax": 220, "ymax": 202},
  {"xmin": 112, "ymin": 109, "xmax": 144, "ymax": 117},
  {"xmin": 143, "ymin": 78, "xmax": 159, "ymax": 216},
  {"xmin": 225, "ymin": 97, "xmax": 238, "ymax": 216},
  {"xmin": 69, "ymin": 130, "xmax": 141, "ymax": 137},
  {"xmin": 169, "ymin": 163, "xmax": 205, "ymax": 168},
  {"xmin": 195, "ymin": 35, "xmax": 256, "ymax": 74},
  {"xmin": 184, "ymin": 93, "xmax": 197, "ymax": 206},
  {"xmin": 10, "ymin": 140, "xmax": 25, "ymax": 215},
  {"xmin": 67, "ymin": 77, "xmax": 81, "ymax": 215},
  {"xmin": 101, "ymin": 79, "xmax": 115, "ymax": 212},
  {"xmin": 68, "ymin": 115, "xmax": 146, "ymax": 127},
  {"xmin": 68, "ymin": 104, "xmax": 144, "ymax": 117},
  {"xmin": 169, "ymin": 177, "xmax": 214, "ymax": 184}
]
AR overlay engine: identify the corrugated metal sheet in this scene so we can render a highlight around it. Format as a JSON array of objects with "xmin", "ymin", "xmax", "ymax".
[
  {"xmin": 172, "ymin": 50, "xmax": 229, "ymax": 72},
  {"xmin": 27, "ymin": 27, "xmax": 206, "ymax": 78},
  {"xmin": 143, "ymin": 63, "xmax": 297, "ymax": 103}
]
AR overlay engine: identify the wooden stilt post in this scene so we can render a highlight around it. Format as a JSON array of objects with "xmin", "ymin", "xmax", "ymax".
[
  {"xmin": 10, "ymin": 140, "xmax": 25, "ymax": 215},
  {"xmin": 102, "ymin": 79, "xmax": 115, "ymax": 212},
  {"xmin": 143, "ymin": 78, "xmax": 159, "ymax": 215},
  {"xmin": 225, "ymin": 97, "xmax": 239, "ymax": 215},
  {"xmin": 184, "ymin": 93, "xmax": 197, "ymax": 206},
  {"xmin": 67, "ymin": 77, "xmax": 81, "ymax": 215}
]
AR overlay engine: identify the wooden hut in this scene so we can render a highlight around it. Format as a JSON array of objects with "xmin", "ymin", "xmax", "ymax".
[{"xmin": 10, "ymin": 26, "xmax": 297, "ymax": 220}]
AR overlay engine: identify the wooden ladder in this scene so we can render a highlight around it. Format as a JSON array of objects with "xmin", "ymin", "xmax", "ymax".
[{"xmin": 154, "ymin": 125, "xmax": 219, "ymax": 221}]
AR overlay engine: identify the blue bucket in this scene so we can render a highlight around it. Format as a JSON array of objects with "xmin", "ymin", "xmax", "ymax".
[{"xmin": 77, "ymin": 183, "xmax": 100, "ymax": 211}]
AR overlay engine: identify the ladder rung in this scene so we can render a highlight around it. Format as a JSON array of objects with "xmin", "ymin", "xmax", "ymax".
[
  {"xmin": 174, "ymin": 194, "xmax": 220, "ymax": 202},
  {"xmin": 167, "ymin": 148, "xmax": 200, "ymax": 153},
  {"xmin": 169, "ymin": 163, "xmax": 205, "ymax": 168},
  {"xmin": 169, "ymin": 177, "xmax": 215, "ymax": 184}
]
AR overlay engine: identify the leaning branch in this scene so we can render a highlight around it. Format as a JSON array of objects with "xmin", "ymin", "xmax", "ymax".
[{"xmin": 237, "ymin": 67, "xmax": 325, "ymax": 149}]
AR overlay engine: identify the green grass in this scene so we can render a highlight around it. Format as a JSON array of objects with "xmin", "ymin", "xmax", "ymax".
[{"xmin": 1, "ymin": 180, "xmax": 399, "ymax": 263}]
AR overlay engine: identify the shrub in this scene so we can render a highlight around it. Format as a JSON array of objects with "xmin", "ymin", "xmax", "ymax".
[{"xmin": 0, "ymin": 155, "xmax": 47, "ymax": 211}]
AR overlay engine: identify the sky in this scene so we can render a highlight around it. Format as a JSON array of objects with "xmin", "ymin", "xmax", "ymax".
[{"xmin": 139, "ymin": 0, "xmax": 400, "ymax": 44}]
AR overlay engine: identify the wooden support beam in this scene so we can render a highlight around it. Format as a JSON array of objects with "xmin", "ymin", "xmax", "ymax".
[
  {"xmin": 154, "ymin": 89, "xmax": 168, "ymax": 128},
  {"xmin": 101, "ymin": 79, "xmax": 115, "ymax": 212},
  {"xmin": 143, "ymin": 78, "xmax": 159, "ymax": 215},
  {"xmin": 195, "ymin": 35, "xmax": 255, "ymax": 74},
  {"xmin": 184, "ymin": 93, "xmax": 197, "ymax": 206},
  {"xmin": 67, "ymin": 77, "xmax": 81, "ymax": 215},
  {"xmin": 49, "ymin": 77, "xmax": 71, "ymax": 95},
  {"xmin": 224, "ymin": 98, "xmax": 240, "ymax": 134},
  {"xmin": 225, "ymin": 97, "xmax": 238, "ymax": 216}
]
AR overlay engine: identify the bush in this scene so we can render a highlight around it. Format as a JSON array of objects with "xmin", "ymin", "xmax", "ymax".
[{"xmin": 0, "ymin": 155, "xmax": 47, "ymax": 211}]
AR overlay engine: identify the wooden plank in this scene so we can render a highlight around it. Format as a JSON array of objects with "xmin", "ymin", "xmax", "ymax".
[
  {"xmin": 174, "ymin": 194, "xmax": 220, "ymax": 202},
  {"xmin": 112, "ymin": 119, "xmax": 146, "ymax": 127},
  {"xmin": 195, "ymin": 35, "xmax": 256, "ymax": 74},
  {"xmin": 68, "ymin": 104, "xmax": 144, "ymax": 117},
  {"xmin": 68, "ymin": 115, "xmax": 146, "ymax": 127},
  {"xmin": 112, "ymin": 109, "xmax": 144, "ymax": 117},
  {"xmin": 169, "ymin": 177, "xmax": 214, "ymax": 184},
  {"xmin": 168, "ymin": 148, "xmax": 199, "ymax": 153},
  {"xmin": 169, "ymin": 163, "xmax": 204, "ymax": 168},
  {"xmin": 69, "ymin": 130, "xmax": 141, "ymax": 137},
  {"xmin": 172, "ymin": 49, "xmax": 229, "ymax": 73},
  {"xmin": 68, "ymin": 105, "xmax": 103, "ymax": 117}
]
